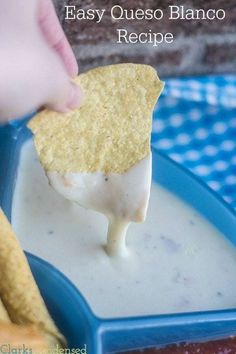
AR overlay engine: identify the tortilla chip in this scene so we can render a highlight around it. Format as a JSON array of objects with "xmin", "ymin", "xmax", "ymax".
[
  {"xmin": 0, "ymin": 298, "xmax": 10, "ymax": 323},
  {"xmin": 28, "ymin": 64, "xmax": 164, "ymax": 174},
  {"xmin": 0, "ymin": 209, "xmax": 65, "ymax": 348}
]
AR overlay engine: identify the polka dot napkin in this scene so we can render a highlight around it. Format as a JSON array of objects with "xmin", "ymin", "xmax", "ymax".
[{"xmin": 152, "ymin": 75, "xmax": 236, "ymax": 209}]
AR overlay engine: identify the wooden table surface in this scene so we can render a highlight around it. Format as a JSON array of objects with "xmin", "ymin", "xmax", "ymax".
[{"xmin": 124, "ymin": 337, "xmax": 236, "ymax": 354}]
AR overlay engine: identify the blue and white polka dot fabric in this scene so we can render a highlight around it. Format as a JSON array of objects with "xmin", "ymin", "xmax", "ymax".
[{"xmin": 152, "ymin": 75, "xmax": 236, "ymax": 209}]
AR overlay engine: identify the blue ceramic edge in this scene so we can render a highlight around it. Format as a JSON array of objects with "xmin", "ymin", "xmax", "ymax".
[{"xmin": 26, "ymin": 252, "xmax": 100, "ymax": 351}]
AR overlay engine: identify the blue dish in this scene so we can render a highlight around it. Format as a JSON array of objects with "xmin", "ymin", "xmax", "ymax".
[{"xmin": 0, "ymin": 117, "xmax": 236, "ymax": 354}]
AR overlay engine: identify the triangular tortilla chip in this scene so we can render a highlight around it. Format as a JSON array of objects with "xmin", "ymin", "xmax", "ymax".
[
  {"xmin": 0, "ymin": 209, "xmax": 65, "ymax": 348},
  {"xmin": 28, "ymin": 64, "xmax": 164, "ymax": 174}
]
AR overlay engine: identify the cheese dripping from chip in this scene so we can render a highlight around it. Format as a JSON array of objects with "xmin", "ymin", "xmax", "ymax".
[{"xmin": 28, "ymin": 64, "xmax": 164, "ymax": 256}]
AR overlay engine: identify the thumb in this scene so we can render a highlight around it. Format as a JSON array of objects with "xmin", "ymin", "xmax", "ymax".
[
  {"xmin": 40, "ymin": 46, "xmax": 83, "ymax": 113},
  {"xmin": 46, "ymin": 81, "xmax": 83, "ymax": 113}
]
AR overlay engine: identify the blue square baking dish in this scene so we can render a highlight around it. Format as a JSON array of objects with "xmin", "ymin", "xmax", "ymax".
[{"xmin": 0, "ymin": 116, "xmax": 236, "ymax": 354}]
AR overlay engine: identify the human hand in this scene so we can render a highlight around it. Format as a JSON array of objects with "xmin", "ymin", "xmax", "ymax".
[{"xmin": 0, "ymin": 0, "xmax": 83, "ymax": 122}]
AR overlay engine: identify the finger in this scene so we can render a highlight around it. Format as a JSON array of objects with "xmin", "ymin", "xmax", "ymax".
[
  {"xmin": 46, "ymin": 82, "xmax": 83, "ymax": 113},
  {"xmin": 66, "ymin": 83, "xmax": 84, "ymax": 110},
  {"xmin": 38, "ymin": 0, "xmax": 78, "ymax": 78}
]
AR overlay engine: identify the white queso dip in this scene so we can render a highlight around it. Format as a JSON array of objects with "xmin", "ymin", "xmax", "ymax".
[{"xmin": 12, "ymin": 140, "xmax": 236, "ymax": 318}]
